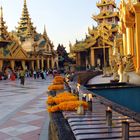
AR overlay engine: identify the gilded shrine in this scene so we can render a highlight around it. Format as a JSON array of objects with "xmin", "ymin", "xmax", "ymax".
[
  {"xmin": 70, "ymin": 0, "xmax": 119, "ymax": 70},
  {"xmin": 0, "ymin": 0, "xmax": 58, "ymax": 72},
  {"xmin": 119, "ymin": 0, "xmax": 140, "ymax": 74}
]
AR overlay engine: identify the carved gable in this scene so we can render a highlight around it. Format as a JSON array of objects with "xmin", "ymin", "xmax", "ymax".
[{"xmin": 13, "ymin": 48, "xmax": 28, "ymax": 59}]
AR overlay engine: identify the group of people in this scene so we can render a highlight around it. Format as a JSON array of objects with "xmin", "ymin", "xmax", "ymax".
[{"xmin": 0, "ymin": 68, "xmax": 59, "ymax": 85}]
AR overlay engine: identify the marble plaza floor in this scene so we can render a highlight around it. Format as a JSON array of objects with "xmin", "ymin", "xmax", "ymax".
[
  {"xmin": 0, "ymin": 76, "xmax": 53, "ymax": 140},
  {"xmin": 88, "ymin": 72, "xmax": 140, "ymax": 85}
]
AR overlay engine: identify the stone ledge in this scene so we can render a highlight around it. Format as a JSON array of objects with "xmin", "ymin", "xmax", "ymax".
[{"xmin": 49, "ymin": 112, "xmax": 76, "ymax": 140}]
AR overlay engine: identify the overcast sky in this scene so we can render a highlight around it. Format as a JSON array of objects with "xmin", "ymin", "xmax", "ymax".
[{"xmin": 1, "ymin": 0, "xmax": 120, "ymax": 51}]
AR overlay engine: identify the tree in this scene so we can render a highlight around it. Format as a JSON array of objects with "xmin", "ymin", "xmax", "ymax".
[{"xmin": 56, "ymin": 44, "xmax": 69, "ymax": 68}]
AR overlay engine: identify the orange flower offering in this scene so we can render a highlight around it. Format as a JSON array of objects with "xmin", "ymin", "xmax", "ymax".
[
  {"xmin": 47, "ymin": 96, "xmax": 54, "ymax": 105},
  {"xmin": 53, "ymin": 79, "xmax": 64, "ymax": 85},
  {"xmin": 47, "ymin": 101, "xmax": 88, "ymax": 112},
  {"xmin": 54, "ymin": 76, "xmax": 64, "ymax": 81},
  {"xmin": 48, "ymin": 84, "xmax": 64, "ymax": 91},
  {"xmin": 47, "ymin": 91, "xmax": 78, "ymax": 105}
]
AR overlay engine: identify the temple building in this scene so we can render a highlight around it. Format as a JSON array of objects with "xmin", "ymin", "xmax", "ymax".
[
  {"xmin": 70, "ymin": 0, "xmax": 119, "ymax": 70},
  {"xmin": 119, "ymin": 0, "xmax": 140, "ymax": 74},
  {"xmin": 93, "ymin": 0, "xmax": 119, "ymax": 24},
  {"xmin": 0, "ymin": 0, "xmax": 58, "ymax": 72}
]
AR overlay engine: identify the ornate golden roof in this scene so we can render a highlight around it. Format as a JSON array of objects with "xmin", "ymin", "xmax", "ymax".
[
  {"xmin": 0, "ymin": 7, "xmax": 11, "ymax": 43},
  {"xmin": 96, "ymin": 0, "xmax": 116, "ymax": 8},
  {"xmin": 93, "ymin": 11, "xmax": 119, "ymax": 21},
  {"xmin": 16, "ymin": 0, "xmax": 37, "ymax": 38},
  {"xmin": 85, "ymin": 22, "xmax": 114, "ymax": 49},
  {"xmin": 71, "ymin": 21, "xmax": 117, "ymax": 52},
  {"xmin": 71, "ymin": 40, "xmax": 87, "ymax": 53}
]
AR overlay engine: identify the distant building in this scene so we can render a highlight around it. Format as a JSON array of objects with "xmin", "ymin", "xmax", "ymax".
[{"xmin": 0, "ymin": 0, "xmax": 58, "ymax": 72}]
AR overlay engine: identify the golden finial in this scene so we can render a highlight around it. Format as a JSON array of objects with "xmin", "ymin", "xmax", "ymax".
[
  {"xmin": 24, "ymin": 0, "xmax": 27, "ymax": 6},
  {"xmin": 121, "ymin": 0, "xmax": 125, "ymax": 5},
  {"xmin": 43, "ymin": 25, "xmax": 47, "ymax": 36},
  {"xmin": 0, "ymin": 6, "xmax": 3, "ymax": 19}
]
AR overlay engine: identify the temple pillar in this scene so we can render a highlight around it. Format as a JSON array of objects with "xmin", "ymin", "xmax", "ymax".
[
  {"xmin": 76, "ymin": 53, "xmax": 78, "ymax": 66},
  {"xmin": 90, "ymin": 48, "xmax": 95, "ymax": 67},
  {"xmin": 0, "ymin": 60, "xmax": 3, "ymax": 71},
  {"xmin": 36, "ymin": 59, "xmax": 40, "ymax": 70},
  {"xmin": 47, "ymin": 58, "xmax": 50, "ymax": 69},
  {"xmin": 126, "ymin": 28, "xmax": 133, "ymax": 55},
  {"xmin": 131, "ymin": 28, "xmax": 135, "ymax": 56},
  {"xmin": 77, "ymin": 52, "xmax": 81, "ymax": 66},
  {"xmin": 22, "ymin": 60, "xmax": 26, "ymax": 70},
  {"xmin": 10, "ymin": 60, "xmax": 15, "ymax": 71},
  {"xmin": 123, "ymin": 34, "xmax": 127, "ymax": 55},
  {"xmin": 109, "ymin": 47, "xmax": 112, "ymax": 66},
  {"xmin": 133, "ymin": 3, "xmax": 140, "ymax": 73},
  {"xmin": 86, "ymin": 57, "xmax": 89, "ymax": 69},
  {"xmin": 41, "ymin": 57, "xmax": 44, "ymax": 70},
  {"xmin": 51, "ymin": 56, "xmax": 54, "ymax": 68},
  {"xmin": 31, "ymin": 61, "xmax": 34, "ymax": 71}
]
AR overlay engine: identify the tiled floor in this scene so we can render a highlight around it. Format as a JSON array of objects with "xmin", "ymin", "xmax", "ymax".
[
  {"xmin": 0, "ymin": 77, "xmax": 53, "ymax": 140},
  {"xmin": 88, "ymin": 72, "xmax": 140, "ymax": 85}
]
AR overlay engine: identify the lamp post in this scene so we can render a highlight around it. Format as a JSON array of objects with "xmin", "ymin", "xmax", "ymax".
[
  {"xmin": 88, "ymin": 94, "xmax": 93, "ymax": 112},
  {"xmin": 106, "ymin": 107, "xmax": 112, "ymax": 127},
  {"xmin": 122, "ymin": 119, "xmax": 129, "ymax": 140}
]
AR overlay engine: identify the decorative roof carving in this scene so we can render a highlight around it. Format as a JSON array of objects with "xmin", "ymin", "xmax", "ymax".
[
  {"xmin": 16, "ymin": 0, "xmax": 37, "ymax": 39},
  {"xmin": 93, "ymin": 11, "xmax": 119, "ymax": 21},
  {"xmin": 96, "ymin": 0, "xmax": 116, "ymax": 8},
  {"xmin": 0, "ymin": 7, "xmax": 11, "ymax": 43}
]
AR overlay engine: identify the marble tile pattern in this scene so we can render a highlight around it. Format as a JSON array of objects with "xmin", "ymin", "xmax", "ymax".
[{"xmin": 0, "ymin": 77, "xmax": 53, "ymax": 140}]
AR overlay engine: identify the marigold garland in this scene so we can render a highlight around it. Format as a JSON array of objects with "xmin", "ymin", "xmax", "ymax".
[
  {"xmin": 47, "ymin": 101, "xmax": 88, "ymax": 112},
  {"xmin": 54, "ymin": 76, "xmax": 64, "ymax": 81},
  {"xmin": 55, "ymin": 91, "xmax": 74, "ymax": 98},
  {"xmin": 48, "ymin": 84, "xmax": 64, "ymax": 91},
  {"xmin": 47, "ymin": 96, "xmax": 54, "ymax": 105},
  {"xmin": 53, "ymin": 79, "xmax": 64, "ymax": 85},
  {"xmin": 47, "ymin": 91, "xmax": 78, "ymax": 105}
]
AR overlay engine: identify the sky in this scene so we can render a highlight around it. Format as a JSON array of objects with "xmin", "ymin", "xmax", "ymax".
[{"xmin": 1, "ymin": 0, "xmax": 120, "ymax": 51}]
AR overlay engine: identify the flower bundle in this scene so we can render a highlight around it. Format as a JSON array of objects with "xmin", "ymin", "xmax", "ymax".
[
  {"xmin": 55, "ymin": 91, "xmax": 74, "ymax": 98},
  {"xmin": 47, "ymin": 96, "xmax": 54, "ymax": 105},
  {"xmin": 53, "ymin": 79, "xmax": 64, "ymax": 85},
  {"xmin": 47, "ymin": 101, "xmax": 88, "ymax": 112},
  {"xmin": 47, "ymin": 91, "xmax": 78, "ymax": 105},
  {"xmin": 48, "ymin": 84, "xmax": 64, "ymax": 91},
  {"xmin": 54, "ymin": 76, "xmax": 64, "ymax": 81}
]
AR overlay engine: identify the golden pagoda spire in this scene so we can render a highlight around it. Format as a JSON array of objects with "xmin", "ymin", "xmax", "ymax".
[
  {"xmin": 0, "ymin": 6, "xmax": 3, "ymax": 19},
  {"xmin": 0, "ymin": 6, "xmax": 11, "ymax": 43},
  {"xmin": 43, "ymin": 25, "xmax": 47, "ymax": 37},
  {"xmin": 26, "ymin": 20, "xmax": 32, "ymax": 38},
  {"xmin": 16, "ymin": 0, "xmax": 36, "ymax": 39},
  {"xmin": 93, "ymin": 0, "xmax": 119, "ymax": 25},
  {"xmin": 24, "ymin": 0, "xmax": 27, "ymax": 6},
  {"xmin": 43, "ymin": 25, "xmax": 50, "ymax": 42}
]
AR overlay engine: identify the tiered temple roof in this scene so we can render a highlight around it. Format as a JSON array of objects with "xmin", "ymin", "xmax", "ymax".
[
  {"xmin": 15, "ymin": 0, "xmax": 56, "ymax": 56},
  {"xmin": 0, "ymin": 7, "xmax": 28, "ymax": 58},
  {"xmin": 71, "ymin": 22, "xmax": 115, "ymax": 53},
  {"xmin": 71, "ymin": 0, "xmax": 119, "ymax": 53},
  {"xmin": 0, "ymin": 7, "xmax": 11, "ymax": 44},
  {"xmin": 93, "ymin": 0, "xmax": 119, "ymax": 24},
  {"xmin": 0, "ymin": 0, "xmax": 58, "ymax": 71},
  {"xmin": 16, "ymin": 0, "xmax": 36, "ymax": 39},
  {"xmin": 96, "ymin": 0, "xmax": 116, "ymax": 8}
]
